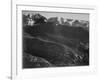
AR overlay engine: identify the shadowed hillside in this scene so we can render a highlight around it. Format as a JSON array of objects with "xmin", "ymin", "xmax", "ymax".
[
  {"xmin": 23, "ymin": 23, "xmax": 89, "ymax": 68},
  {"xmin": 23, "ymin": 23, "xmax": 89, "ymax": 42}
]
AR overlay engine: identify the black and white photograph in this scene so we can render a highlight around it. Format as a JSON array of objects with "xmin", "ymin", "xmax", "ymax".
[
  {"xmin": 22, "ymin": 11, "xmax": 89, "ymax": 68},
  {"xmin": 10, "ymin": 2, "xmax": 97, "ymax": 79}
]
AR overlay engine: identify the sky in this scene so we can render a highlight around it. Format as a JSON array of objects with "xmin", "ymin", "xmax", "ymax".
[{"xmin": 23, "ymin": 11, "xmax": 89, "ymax": 21}]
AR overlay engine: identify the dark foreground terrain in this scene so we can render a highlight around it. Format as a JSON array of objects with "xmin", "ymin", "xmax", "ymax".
[{"xmin": 23, "ymin": 23, "xmax": 89, "ymax": 68}]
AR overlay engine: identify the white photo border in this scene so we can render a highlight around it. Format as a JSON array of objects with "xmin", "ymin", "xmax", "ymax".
[{"xmin": 12, "ymin": 3, "xmax": 97, "ymax": 80}]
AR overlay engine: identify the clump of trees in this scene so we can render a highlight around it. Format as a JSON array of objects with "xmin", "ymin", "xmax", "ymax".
[
  {"xmin": 32, "ymin": 13, "xmax": 47, "ymax": 24},
  {"xmin": 22, "ymin": 13, "xmax": 47, "ymax": 26}
]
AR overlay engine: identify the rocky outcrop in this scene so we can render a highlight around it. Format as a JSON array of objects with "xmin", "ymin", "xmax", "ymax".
[{"xmin": 23, "ymin": 53, "xmax": 54, "ymax": 68}]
